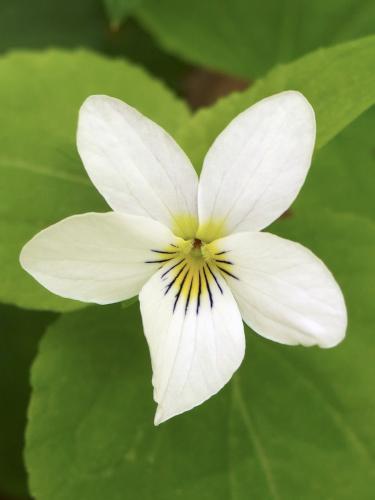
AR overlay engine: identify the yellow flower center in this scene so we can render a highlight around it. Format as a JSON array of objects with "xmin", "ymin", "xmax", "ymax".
[{"xmin": 146, "ymin": 230, "xmax": 238, "ymax": 313}]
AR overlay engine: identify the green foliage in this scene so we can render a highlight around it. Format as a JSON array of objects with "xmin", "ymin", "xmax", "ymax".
[
  {"xmin": 104, "ymin": 0, "xmax": 144, "ymax": 28},
  {"xmin": 0, "ymin": 50, "xmax": 190, "ymax": 312},
  {"xmin": 0, "ymin": 305, "xmax": 56, "ymax": 498},
  {"xmin": 25, "ymin": 206, "xmax": 375, "ymax": 499},
  {"xmin": 176, "ymin": 35, "xmax": 375, "ymax": 170},
  {"xmin": 136, "ymin": 0, "xmax": 375, "ymax": 77},
  {"xmin": 0, "ymin": 6, "xmax": 373, "ymax": 496},
  {"xmin": 22, "ymin": 36, "xmax": 375, "ymax": 497},
  {"xmin": 294, "ymin": 107, "xmax": 375, "ymax": 221}
]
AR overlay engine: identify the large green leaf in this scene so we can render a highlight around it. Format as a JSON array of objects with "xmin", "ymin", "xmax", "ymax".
[
  {"xmin": 136, "ymin": 0, "xmax": 375, "ymax": 78},
  {"xmin": 0, "ymin": 304, "xmax": 56, "ymax": 498},
  {"xmin": 0, "ymin": 50, "xmax": 190, "ymax": 312},
  {"xmin": 25, "ymin": 207, "xmax": 375, "ymax": 499},
  {"xmin": 176, "ymin": 35, "xmax": 375, "ymax": 170}
]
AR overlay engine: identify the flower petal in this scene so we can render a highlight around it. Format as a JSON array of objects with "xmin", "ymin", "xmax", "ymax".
[
  {"xmin": 211, "ymin": 231, "xmax": 347, "ymax": 348},
  {"xmin": 20, "ymin": 212, "xmax": 180, "ymax": 304},
  {"xmin": 77, "ymin": 95, "xmax": 199, "ymax": 238},
  {"xmin": 139, "ymin": 260, "xmax": 245, "ymax": 424},
  {"xmin": 197, "ymin": 91, "xmax": 316, "ymax": 240}
]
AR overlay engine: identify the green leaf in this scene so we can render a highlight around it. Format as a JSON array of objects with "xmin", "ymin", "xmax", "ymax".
[
  {"xmin": 0, "ymin": 304, "xmax": 56, "ymax": 498},
  {"xmin": 121, "ymin": 296, "xmax": 139, "ymax": 309},
  {"xmin": 25, "ymin": 207, "xmax": 375, "ymax": 499},
  {"xmin": 176, "ymin": 35, "xmax": 375, "ymax": 170},
  {"xmin": 136, "ymin": 0, "xmax": 375, "ymax": 78},
  {"xmin": 0, "ymin": 50, "xmax": 190, "ymax": 312},
  {"xmin": 104, "ymin": 0, "xmax": 144, "ymax": 29},
  {"xmin": 294, "ymin": 106, "xmax": 375, "ymax": 222}
]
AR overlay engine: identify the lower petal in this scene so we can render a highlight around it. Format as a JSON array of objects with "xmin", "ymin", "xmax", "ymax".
[
  {"xmin": 139, "ymin": 261, "xmax": 245, "ymax": 425},
  {"xmin": 212, "ymin": 232, "xmax": 347, "ymax": 348},
  {"xmin": 20, "ymin": 212, "xmax": 179, "ymax": 304}
]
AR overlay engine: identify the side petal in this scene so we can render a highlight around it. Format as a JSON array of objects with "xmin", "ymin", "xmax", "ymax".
[
  {"xmin": 211, "ymin": 232, "xmax": 347, "ymax": 348},
  {"xmin": 139, "ymin": 261, "xmax": 245, "ymax": 425},
  {"xmin": 20, "ymin": 212, "xmax": 180, "ymax": 304},
  {"xmin": 77, "ymin": 95, "xmax": 199, "ymax": 238},
  {"xmin": 197, "ymin": 91, "xmax": 316, "ymax": 240}
]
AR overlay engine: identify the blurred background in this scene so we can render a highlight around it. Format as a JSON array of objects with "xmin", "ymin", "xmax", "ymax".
[{"xmin": 0, "ymin": 1, "xmax": 374, "ymax": 499}]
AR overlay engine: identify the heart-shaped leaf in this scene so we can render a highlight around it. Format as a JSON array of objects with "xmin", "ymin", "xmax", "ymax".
[
  {"xmin": 25, "ymin": 208, "xmax": 375, "ymax": 499},
  {"xmin": 0, "ymin": 50, "xmax": 190, "ymax": 311}
]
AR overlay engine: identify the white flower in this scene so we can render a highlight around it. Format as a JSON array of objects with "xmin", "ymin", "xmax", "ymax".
[{"xmin": 20, "ymin": 91, "xmax": 347, "ymax": 425}]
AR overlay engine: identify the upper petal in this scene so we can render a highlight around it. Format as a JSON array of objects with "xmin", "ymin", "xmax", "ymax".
[
  {"xmin": 20, "ymin": 212, "xmax": 180, "ymax": 304},
  {"xmin": 197, "ymin": 91, "xmax": 316, "ymax": 240},
  {"xmin": 77, "ymin": 95, "xmax": 199, "ymax": 238},
  {"xmin": 139, "ymin": 258, "xmax": 245, "ymax": 424},
  {"xmin": 210, "ymin": 231, "xmax": 347, "ymax": 348}
]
